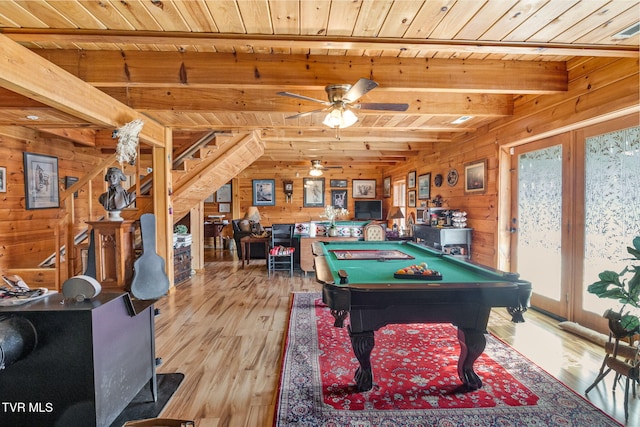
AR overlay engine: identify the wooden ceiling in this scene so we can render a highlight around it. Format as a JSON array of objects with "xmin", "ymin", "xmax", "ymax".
[{"xmin": 0, "ymin": 0, "xmax": 638, "ymax": 168}]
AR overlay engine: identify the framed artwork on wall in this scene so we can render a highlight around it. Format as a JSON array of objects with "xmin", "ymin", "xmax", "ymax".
[
  {"xmin": 408, "ymin": 190, "xmax": 416, "ymax": 207},
  {"xmin": 219, "ymin": 203, "xmax": 231, "ymax": 213},
  {"xmin": 23, "ymin": 152, "xmax": 60, "ymax": 209},
  {"xmin": 216, "ymin": 183, "xmax": 232, "ymax": 202},
  {"xmin": 330, "ymin": 179, "xmax": 347, "ymax": 188},
  {"xmin": 417, "ymin": 173, "xmax": 431, "ymax": 200},
  {"xmin": 464, "ymin": 159, "xmax": 487, "ymax": 194},
  {"xmin": 383, "ymin": 176, "xmax": 391, "ymax": 198},
  {"xmin": 303, "ymin": 178, "xmax": 325, "ymax": 207},
  {"xmin": 352, "ymin": 179, "xmax": 376, "ymax": 199},
  {"xmin": 65, "ymin": 176, "xmax": 79, "ymax": 198},
  {"xmin": 0, "ymin": 166, "xmax": 7, "ymax": 193},
  {"xmin": 331, "ymin": 189, "xmax": 348, "ymax": 209},
  {"xmin": 252, "ymin": 179, "xmax": 275, "ymax": 206},
  {"xmin": 407, "ymin": 170, "xmax": 416, "ymax": 189}
]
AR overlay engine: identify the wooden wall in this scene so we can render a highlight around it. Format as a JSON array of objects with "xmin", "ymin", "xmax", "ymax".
[
  {"xmin": 0, "ymin": 130, "xmax": 137, "ymax": 271},
  {"xmin": 0, "ymin": 56, "xmax": 637, "ymax": 276}
]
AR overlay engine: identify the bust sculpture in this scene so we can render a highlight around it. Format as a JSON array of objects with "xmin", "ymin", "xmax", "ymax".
[{"xmin": 98, "ymin": 167, "xmax": 136, "ymax": 220}]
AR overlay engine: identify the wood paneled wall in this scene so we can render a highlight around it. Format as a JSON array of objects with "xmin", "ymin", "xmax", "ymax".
[
  {"xmin": 0, "ymin": 131, "xmax": 135, "ymax": 270},
  {"xmin": 234, "ymin": 164, "xmax": 386, "ymax": 225},
  {"xmin": 381, "ymin": 57, "xmax": 639, "ymax": 267}
]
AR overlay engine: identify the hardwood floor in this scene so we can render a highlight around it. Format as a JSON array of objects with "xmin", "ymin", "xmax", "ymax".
[{"xmin": 153, "ymin": 248, "xmax": 638, "ymax": 426}]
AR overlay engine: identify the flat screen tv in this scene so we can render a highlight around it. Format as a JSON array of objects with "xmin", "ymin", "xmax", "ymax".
[{"xmin": 354, "ymin": 200, "xmax": 383, "ymax": 220}]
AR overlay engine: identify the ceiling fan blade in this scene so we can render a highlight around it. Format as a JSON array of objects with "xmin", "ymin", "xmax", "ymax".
[
  {"xmin": 354, "ymin": 102, "xmax": 409, "ymax": 111},
  {"xmin": 277, "ymin": 91, "xmax": 330, "ymax": 105},
  {"xmin": 285, "ymin": 107, "xmax": 328, "ymax": 119},
  {"xmin": 343, "ymin": 78, "xmax": 378, "ymax": 103}
]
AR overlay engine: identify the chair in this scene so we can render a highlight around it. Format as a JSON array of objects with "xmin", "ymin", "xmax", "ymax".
[
  {"xmin": 268, "ymin": 223, "xmax": 295, "ymax": 277},
  {"xmin": 585, "ymin": 314, "xmax": 639, "ymax": 422},
  {"xmin": 363, "ymin": 222, "xmax": 385, "ymax": 241}
]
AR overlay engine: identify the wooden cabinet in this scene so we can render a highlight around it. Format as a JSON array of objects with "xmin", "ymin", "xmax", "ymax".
[
  {"xmin": 412, "ymin": 225, "xmax": 472, "ymax": 259},
  {"xmin": 299, "ymin": 236, "xmax": 360, "ymax": 273},
  {"xmin": 86, "ymin": 220, "xmax": 135, "ymax": 291},
  {"xmin": 174, "ymin": 245, "xmax": 192, "ymax": 285}
]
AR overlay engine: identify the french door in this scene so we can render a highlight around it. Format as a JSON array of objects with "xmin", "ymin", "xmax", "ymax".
[{"xmin": 509, "ymin": 115, "xmax": 640, "ymax": 332}]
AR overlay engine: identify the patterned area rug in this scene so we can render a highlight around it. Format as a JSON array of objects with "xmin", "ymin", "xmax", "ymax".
[{"xmin": 274, "ymin": 292, "xmax": 622, "ymax": 426}]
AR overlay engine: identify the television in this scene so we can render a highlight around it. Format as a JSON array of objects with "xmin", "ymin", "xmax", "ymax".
[{"xmin": 354, "ymin": 200, "xmax": 383, "ymax": 220}]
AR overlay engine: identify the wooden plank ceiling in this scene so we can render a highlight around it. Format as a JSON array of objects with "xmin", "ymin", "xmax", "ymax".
[{"xmin": 0, "ymin": 0, "xmax": 638, "ymax": 169}]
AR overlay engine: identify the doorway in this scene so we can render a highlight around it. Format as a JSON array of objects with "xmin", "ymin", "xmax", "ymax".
[{"xmin": 508, "ymin": 115, "xmax": 640, "ymax": 332}]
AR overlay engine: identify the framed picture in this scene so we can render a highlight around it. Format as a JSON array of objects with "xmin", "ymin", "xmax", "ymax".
[
  {"xmin": 24, "ymin": 152, "xmax": 59, "ymax": 209},
  {"xmin": 465, "ymin": 159, "xmax": 487, "ymax": 194},
  {"xmin": 352, "ymin": 179, "xmax": 376, "ymax": 199},
  {"xmin": 65, "ymin": 176, "xmax": 79, "ymax": 198},
  {"xmin": 418, "ymin": 173, "xmax": 431, "ymax": 200},
  {"xmin": 252, "ymin": 179, "xmax": 275, "ymax": 206},
  {"xmin": 330, "ymin": 179, "xmax": 347, "ymax": 188},
  {"xmin": 219, "ymin": 203, "xmax": 230, "ymax": 213},
  {"xmin": 216, "ymin": 183, "xmax": 232, "ymax": 202},
  {"xmin": 408, "ymin": 190, "xmax": 416, "ymax": 207},
  {"xmin": 407, "ymin": 170, "xmax": 416, "ymax": 189},
  {"xmin": 0, "ymin": 167, "xmax": 6, "ymax": 193},
  {"xmin": 331, "ymin": 189, "xmax": 348, "ymax": 209},
  {"xmin": 303, "ymin": 178, "xmax": 325, "ymax": 207},
  {"xmin": 383, "ymin": 176, "xmax": 391, "ymax": 198},
  {"xmin": 205, "ymin": 193, "xmax": 214, "ymax": 203}
]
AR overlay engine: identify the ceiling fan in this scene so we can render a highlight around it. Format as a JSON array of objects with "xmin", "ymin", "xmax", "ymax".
[
  {"xmin": 277, "ymin": 78, "xmax": 409, "ymax": 129},
  {"xmin": 308, "ymin": 160, "xmax": 342, "ymax": 176}
]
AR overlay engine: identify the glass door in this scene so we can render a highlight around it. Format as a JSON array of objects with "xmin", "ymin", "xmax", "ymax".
[
  {"xmin": 572, "ymin": 120, "xmax": 640, "ymax": 331},
  {"xmin": 511, "ymin": 136, "xmax": 570, "ymax": 318}
]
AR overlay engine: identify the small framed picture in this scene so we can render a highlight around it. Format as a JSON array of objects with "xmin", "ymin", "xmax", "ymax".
[
  {"xmin": 418, "ymin": 173, "xmax": 431, "ymax": 200},
  {"xmin": 0, "ymin": 167, "xmax": 6, "ymax": 193},
  {"xmin": 216, "ymin": 183, "xmax": 232, "ymax": 202},
  {"xmin": 465, "ymin": 159, "xmax": 487, "ymax": 194},
  {"xmin": 330, "ymin": 179, "xmax": 347, "ymax": 188},
  {"xmin": 352, "ymin": 179, "xmax": 376, "ymax": 199},
  {"xmin": 407, "ymin": 170, "xmax": 416, "ymax": 189},
  {"xmin": 65, "ymin": 176, "xmax": 79, "ymax": 198},
  {"xmin": 252, "ymin": 179, "xmax": 275, "ymax": 206},
  {"xmin": 331, "ymin": 189, "xmax": 347, "ymax": 209},
  {"xmin": 219, "ymin": 203, "xmax": 230, "ymax": 213},
  {"xmin": 383, "ymin": 176, "xmax": 391, "ymax": 198},
  {"xmin": 303, "ymin": 178, "xmax": 325, "ymax": 207},
  {"xmin": 24, "ymin": 152, "xmax": 60, "ymax": 209},
  {"xmin": 408, "ymin": 190, "xmax": 416, "ymax": 207}
]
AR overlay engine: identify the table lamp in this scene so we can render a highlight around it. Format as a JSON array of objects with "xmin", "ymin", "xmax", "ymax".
[
  {"xmin": 246, "ymin": 206, "xmax": 262, "ymax": 233},
  {"xmin": 387, "ymin": 207, "xmax": 404, "ymax": 231}
]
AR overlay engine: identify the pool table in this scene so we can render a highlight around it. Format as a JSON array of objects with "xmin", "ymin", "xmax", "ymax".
[{"xmin": 313, "ymin": 240, "xmax": 531, "ymax": 392}]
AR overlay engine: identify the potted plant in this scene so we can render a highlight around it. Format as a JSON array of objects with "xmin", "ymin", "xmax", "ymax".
[
  {"xmin": 320, "ymin": 205, "xmax": 349, "ymax": 237},
  {"xmin": 587, "ymin": 236, "xmax": 640, "ymax": 337}
]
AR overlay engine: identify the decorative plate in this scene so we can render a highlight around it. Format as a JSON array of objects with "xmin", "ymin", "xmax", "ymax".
[
  {"xmin": 447, "ymin": 168, "xmax": 459, "ymax": 187},
  {"xmin": 434, "ymin": 174, "xmax": 443, "ymax": 187}
]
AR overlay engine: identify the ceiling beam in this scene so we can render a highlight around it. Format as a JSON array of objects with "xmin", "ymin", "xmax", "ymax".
[
  {"xmin": 34, "ymin": 51, "xmax": 568, "ymax": 95},
  {"xmin": 3, "ymin": 29, "xmax": 638, "ymax": 58},
  {"xmin": 96, "ymin": 87, "xmax": 513, "ymax": 117},
  {"xmin": 0, "ymin": 34, "xmax": 166, "ymax": 147}
]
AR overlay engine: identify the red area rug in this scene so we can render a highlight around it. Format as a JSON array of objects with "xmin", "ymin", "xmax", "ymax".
[{"xmin": 274, "ymin": 292, "xmax": 622, "ymax": 426}]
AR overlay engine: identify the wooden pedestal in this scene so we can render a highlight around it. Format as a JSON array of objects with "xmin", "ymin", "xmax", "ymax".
[{"xmin": 87, "ymin": 220, "xmax": 135, "ymax": 291}]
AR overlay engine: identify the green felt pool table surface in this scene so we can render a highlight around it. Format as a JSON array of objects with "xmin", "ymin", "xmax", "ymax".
[{"xmin": 319, "ymin": 240, "xmax": 517, "ymax": 287}]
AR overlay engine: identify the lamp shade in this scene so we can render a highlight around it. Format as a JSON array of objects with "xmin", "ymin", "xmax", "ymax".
[
  {"xmin": 322, "ymin": 108, "xmax": 358, "ymax": 129},
  {"xmin": 309, "ymin": 168, "xmax": 323, "ymax": 177},
  {"xmin": 387, "ymin": 207, "xmax": 405, "ymax": 220},
  {"xmin": 245, "ymin": 206, "xmax": 261, "ymax": 223}
]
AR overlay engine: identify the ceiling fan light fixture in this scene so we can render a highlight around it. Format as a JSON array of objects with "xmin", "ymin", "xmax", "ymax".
[
  {"xmin": 309, "ymin": 168, "xmax": 323, "ymax": 177},
  {"xmin": 323, "ymin": 108, "xmax": 358, "ymax": 129}
]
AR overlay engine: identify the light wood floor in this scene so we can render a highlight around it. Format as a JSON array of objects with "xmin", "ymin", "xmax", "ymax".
[{"xmin": 154, "ymin": 248, "xmax": 638, "ymax": 426}]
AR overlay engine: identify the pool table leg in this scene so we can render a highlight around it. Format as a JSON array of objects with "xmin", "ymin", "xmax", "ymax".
[
  {"xmin": 456, "ymin": 327, "xmax": 486, "ymax": 391},
  {"xmin": 349, "ymin": 328, "xmax": 375, "ymax": 392}
]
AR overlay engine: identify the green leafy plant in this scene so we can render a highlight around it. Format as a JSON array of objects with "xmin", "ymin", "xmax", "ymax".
[
  {"xmin": 174, "ymin": 224, "xmax": 188, "ymax": 235},
  {"xmin": 587, "ymin": 236, "xmax": 640, "ymax": 335}
]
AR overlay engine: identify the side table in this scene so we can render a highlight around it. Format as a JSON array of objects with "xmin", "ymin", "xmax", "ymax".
[{"xmin": 240, "ymin": 236, "xmax": 270, "ymax": 268}]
